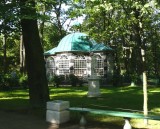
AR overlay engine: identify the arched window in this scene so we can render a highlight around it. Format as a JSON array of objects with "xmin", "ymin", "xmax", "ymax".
[
  {"xmin": 74, "ymin": 55, "xmax": 87, "ymax": 77},
  {"xmin": 46, "ymin": 57, "xmax": 55, "ymax": 78},
  {"xmin": 46, "ymin": 57, "xmax": 55, "ymax": 68},
  {"xmin": 59, "ymin": 55, "xmax": 70, "ymax": 75},
  {"xmin": 95, "ymin": 55, "xmax": 104, "ymax": 76}
]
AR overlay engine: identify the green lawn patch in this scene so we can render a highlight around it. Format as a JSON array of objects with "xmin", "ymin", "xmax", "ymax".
[{"xmin": 0, "ymin": 86, "xmax": 160, "ymax": 128}]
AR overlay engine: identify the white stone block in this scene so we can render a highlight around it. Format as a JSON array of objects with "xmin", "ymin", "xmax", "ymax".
[
  {"xmin": 47, "ymin": 100, "xmax": 69, "ymax": 111},
  {"xmin": 46, "ymin": 110, "xmax": 70, "ymax": 124},
  {"xmin": 88, "ymin": 76, "xmax": 101, "ymax": 97}
]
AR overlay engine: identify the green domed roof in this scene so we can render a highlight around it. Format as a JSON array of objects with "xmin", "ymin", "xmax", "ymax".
[
  {"xmin": 56, "ymin": 32, "xmax": 92, "ymax": 52},
  {"xmin": 44, "ymin": 32, "xmax": 112, "ymax": 55}
]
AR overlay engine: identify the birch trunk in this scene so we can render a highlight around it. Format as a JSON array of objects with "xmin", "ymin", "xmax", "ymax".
[{"xmin": 141, "ymin": 49, "xmax": 148, "ymax": 125}]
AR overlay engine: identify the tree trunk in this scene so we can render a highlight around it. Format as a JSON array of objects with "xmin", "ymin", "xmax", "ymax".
[
  {"xmin": 39, "ymin": 3, "xmax": 46, "ymax": 48},
  {"xmin": 133, "ymin": 8, "xmax": 148, "ymax": 124},
  {"xmin": 20, "ymin": 35, "xmax": 25, "ymax": 73},
  {"xmin": 141, "ymin": 49, "xmax": 148, "ymax": 125},
  {"xmin": 3, "ymin": 34, "xmax": 7, "ymax": 73},
  {"xmin": 20, "ymin": 0, "xmax": 50, "ymax": 107},
  {"xmin": 39, "ymin": 21, "xmax": 45, "ymax": 47}
]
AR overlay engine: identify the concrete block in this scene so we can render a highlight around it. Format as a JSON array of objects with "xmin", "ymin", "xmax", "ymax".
[
  {"xmin": 46, "ymin": 110, "xmax": 70, "ymax": 124},
  {"xmin": 88, "ymin": 76, "xmax": 101, "ymax": 97},
  {"xmin": 47, "ymin": 100, "xmax": 69, "ymax": 111}
]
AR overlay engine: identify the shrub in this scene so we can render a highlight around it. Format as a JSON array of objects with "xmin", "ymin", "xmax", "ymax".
[
  {"xmin": 10, "ymin": 71, "xmax": 19, "ymax": 87},
  {"xmin": 53, "ymin": 75, "xmax": 61, "ymax": 87},
  {"xmin": 0, "ymin": 73, "xmax": 14, "ymax": 90},
  {"xmin": 69, "ymin": 74, "xmax": 79, "ymax": 87},
  {"xmin": 19, "ymin": 74, "xmax": 28, "ymax": 88},
  {"xmin": 48, "ymin": 74, "xmax": 62, "ymax": 87}
]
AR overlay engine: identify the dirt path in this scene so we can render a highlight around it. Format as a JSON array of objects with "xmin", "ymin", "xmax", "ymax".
[{"xmin": 0, "ymin": 111, "xmax": 122, "ymax": 129}]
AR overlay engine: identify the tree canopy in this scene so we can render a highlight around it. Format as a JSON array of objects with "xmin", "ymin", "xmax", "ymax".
[{"xmin": 0, "ymin": 0, "xmax": 160, "ymax": 109}]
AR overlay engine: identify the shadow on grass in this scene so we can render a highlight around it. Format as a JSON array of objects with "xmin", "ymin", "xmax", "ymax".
[
  {"xmin": 49, "ymin": 86, "xmax": 160, "ymax": 113},
  {"xmin": 0, "ymin": 98, "xmax": 30, "ymax": 111},
  {"xmin": 0, "ymin": 86, "xmax": 160, "ymax": 129}
]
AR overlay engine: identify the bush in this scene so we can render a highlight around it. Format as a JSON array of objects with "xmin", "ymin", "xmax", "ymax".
[
  {"xmin": 47, "ymin": 74, "xmax": 84, "ymax": 87},
  {"xmin": 69, "ymin": 74, "xmax": 82, "ymax": 87},
  {"xmin": 19, "ymin": 74, "xmax": 28, "ymax": 88},
  {"xmin": 10, "ymin": 71, "xmax": 19, "ymax": 87},
  {"xmin": 53, "ymin": 75, "xmax": 61, "ymax": 87},
  {"xmin": 0, "ymin": 73, "xmax": 18, "ymax": 90},
  {"xmin": 48, "ymin": 74, "xmax": 62, "ymax": 87},
  {"xmin": 0, "ymin": 73, "xmax": 9, "ymax": 90}
]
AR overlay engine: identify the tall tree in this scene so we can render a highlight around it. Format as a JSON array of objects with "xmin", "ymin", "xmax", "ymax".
[
  {"xmin": 20, "ymin": 0, "xmax": 50, "ymax": 107},
  {"xmin": 37, "ymin": 0, "xmax": 71, "ymax": 48},
  {"xmin": 0, "ymin": 0, "xmax": 19, "ymax": 73},
  {"xmin": 73, "ymin": 0, "xmax": 160, "ymax": 124}
]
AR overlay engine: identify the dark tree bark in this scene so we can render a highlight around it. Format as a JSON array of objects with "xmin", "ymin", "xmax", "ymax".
[{"xmin": 20, "ymin": 0, "xmax": 50, "ymax": 107}]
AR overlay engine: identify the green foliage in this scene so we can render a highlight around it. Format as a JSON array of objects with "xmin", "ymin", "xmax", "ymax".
[
  {"xmin": 0, "ymin": 72, "xmax": 28, "ymax": 90},
  {"xmin": 0, "ymin": 73, "xmax": 10, "ymax": 90},
  {"xmin": 0, "ymin": 0, "xmax": 20, "ymax": 35},
  {"xmin": 0, "ymin": 0, "xmax": 160, "ymax": 93},
  {"xmin": 48, "ymin": 74, "xmax": 83, "ymax": 87},
  {"xmin": 0, "ymin": 72, "xmax": 18, "ymax": 90},
  {"xmin": 72, "ymin": 0, "xmax": 160, "ymax": 83},
  {"xmin": 69, "ymin": 74, "xmax": 79, "ymax": 87},
  {"xmin": 19, "ymin": 74, "xmax": 28, "ymax": 88},
  {"xmin": 43, "ymin": 24, "xmax": 66, "ymax": 51},
  {"xmin": 51, "ymin": 75, "xmax": 63, "ymax": 87},
  {"xmin": 0, "ymin": 34, "xmax": 20, "ymax": 73},
  {"xmin": 48, "ymin": 74, "xmax": 65, "ymax": 87}
]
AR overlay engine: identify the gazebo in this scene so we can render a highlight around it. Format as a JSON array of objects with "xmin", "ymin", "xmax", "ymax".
[{"xmin": 44, "ymin": 32, "xmax": 113, "ymax": 82}]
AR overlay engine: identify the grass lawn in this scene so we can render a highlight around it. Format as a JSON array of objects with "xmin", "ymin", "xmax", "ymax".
[{"xmin": 0, "ymin": 85, "xmax": 160, "ymax": 128}]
